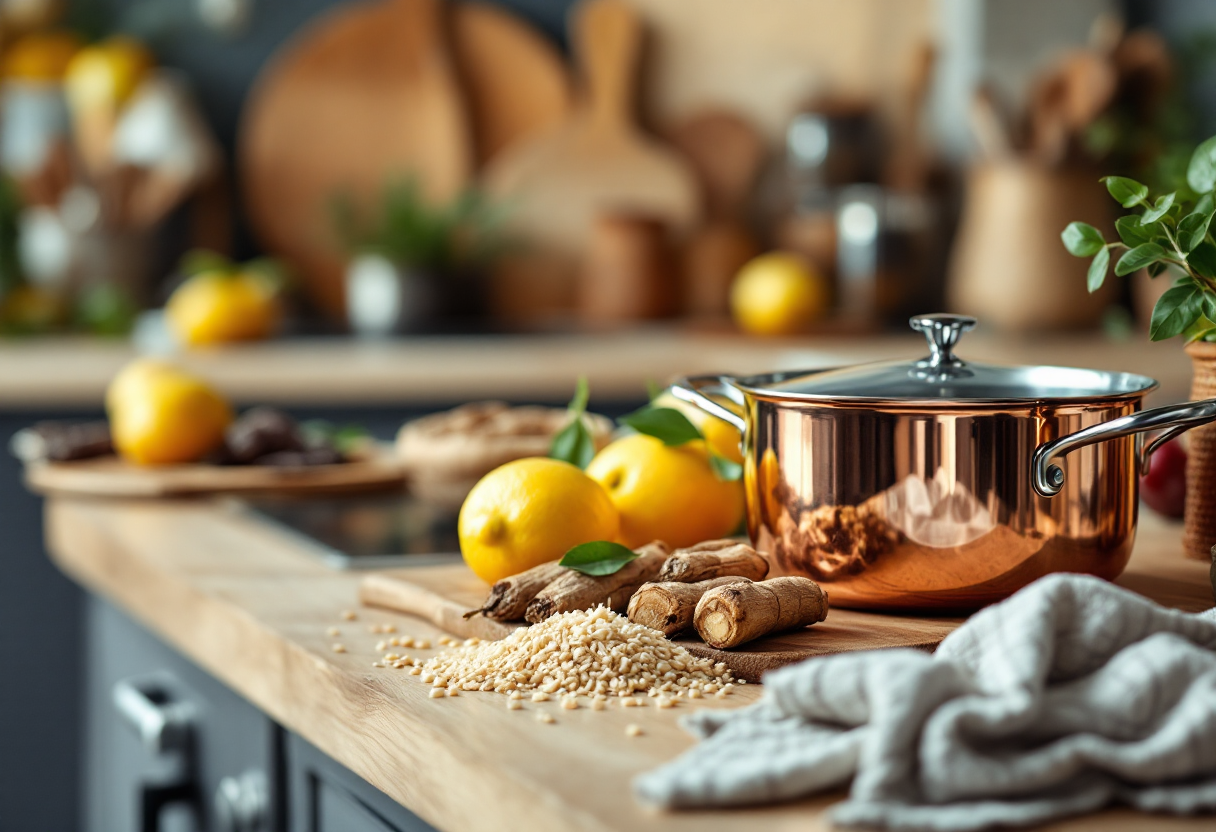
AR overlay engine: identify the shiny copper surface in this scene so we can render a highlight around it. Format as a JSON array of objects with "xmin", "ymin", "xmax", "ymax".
[{"xmin": 743, "ymin": 395, "xmax": 1142, "ymax": 611}]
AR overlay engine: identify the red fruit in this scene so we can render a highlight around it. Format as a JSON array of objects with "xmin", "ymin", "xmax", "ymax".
[{"xmin": 1141, "ymin": 439, "xmax": 1187, "ymax": 518}]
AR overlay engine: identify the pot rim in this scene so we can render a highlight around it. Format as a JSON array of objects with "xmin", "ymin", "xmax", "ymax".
[{"xmin": 729, "ymin": 365, "xmax": 1159, "ymax": 407}]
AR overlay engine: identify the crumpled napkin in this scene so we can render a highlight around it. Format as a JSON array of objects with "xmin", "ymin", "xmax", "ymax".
[{"xmin": 635, "ymin": 574, "xmax": 1216, "ymax": 831}]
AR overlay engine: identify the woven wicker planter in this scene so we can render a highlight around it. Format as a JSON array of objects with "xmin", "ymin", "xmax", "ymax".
[{"xmin": 1184, "ymin": 341, "xmax": 1216, "ymax": 559}]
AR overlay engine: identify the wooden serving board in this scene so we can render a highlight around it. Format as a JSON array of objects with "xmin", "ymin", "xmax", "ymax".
[
  {"xmin": 25, "ymin": 452, "xmax": 406, "ymax": 498},
  {"xmin": 359, "ymin": 564, "xmax": 963, "ymax": 682}
]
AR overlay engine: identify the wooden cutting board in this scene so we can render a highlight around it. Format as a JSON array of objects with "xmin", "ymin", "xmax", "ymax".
[
  {"xmin": 240, "ymin": 0, "xmax": 472, "ymax": 319},
  {"xmin": 359, "ymin": 564, "xmax": 963, "ymax": 682},
  {"xmin": 451, "ymin": 2, "xmax": 572, "ymax": 166},
  {"xmin": 25, "ymin": 452, "xmax": 406, "ymax": 498},
  {"xmin": 482, "ymin": 0, "xmax": 700, "ymax": 320}
]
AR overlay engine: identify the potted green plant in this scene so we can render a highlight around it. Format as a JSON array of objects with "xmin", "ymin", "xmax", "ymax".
[
  {"xmin": 332, "ymin": 179, "xmax": 510, "ymax": 336},
  {"xmin": 1063, "ymin": 134, "xmax": 1216, "ymax": 559}
]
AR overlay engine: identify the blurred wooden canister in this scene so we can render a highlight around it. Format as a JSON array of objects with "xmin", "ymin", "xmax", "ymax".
[
  {"xmin": 947, "ymin": 162, "xmax": 1116, "ymax": 330},
  {"xmin": 578, "ymin": 212, "xmax": 677, "ymax": 324}
]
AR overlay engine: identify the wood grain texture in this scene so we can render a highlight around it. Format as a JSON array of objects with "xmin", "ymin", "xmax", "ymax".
[
  {"xmin": 0, "ymin": 332, "xmax": 1197, "ymax": 410},
  {"xmin": 450, "ymin": 2, "xmax": 572, "ymax": 166},
  {"xmin": 359, "ymin": 565, "xmax": 961, "ymax": 682},
  {"xmin": 45, "ymin": 497, "xmax": 1214, "ymax": 831},
  {"xmin": 240, "ymin": 0, "xmax": 472, "ymax": 318},
  {"xmin": 24, "ymin": 450, "xmax": 406, "ymax": 498},
  {"xmin": 483, "ymin": 0, "xmax": 699, "ymax": 319}
]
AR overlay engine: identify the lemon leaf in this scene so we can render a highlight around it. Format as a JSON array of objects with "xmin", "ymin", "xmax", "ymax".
[
  {"xmin": 619, "ymin": 406, "xmax": 703, "ymax": 446},
  {"xmin": 549, "ymin": 418, "xmax": 596, "ymax": 469},
  {"xmin": 560, "ymin": 541, "xmax": 639, "ymax": 575},
  {"xmin": 708, "ymin": 452, "xmax": 743, "ymax": 482},
  {"xmin": 568, "ymin": 376, "xmax": 589, "ymax": 416}
]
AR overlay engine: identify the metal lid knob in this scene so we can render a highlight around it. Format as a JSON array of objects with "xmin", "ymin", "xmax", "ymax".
[{"xmin": 910, "ymin": 313, "xmax": 977, "ymax": 369}]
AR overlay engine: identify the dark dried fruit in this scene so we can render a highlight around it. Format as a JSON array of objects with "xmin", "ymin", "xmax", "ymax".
[
  {"xmin": 223, "ymin": 407, "xmax": 305, "ymax": 463},
  {"xmin": 10, "ymin": 421, "xmax": 112, "ymax": 462},
  {"xmin": 254, "ymin": 447, "xmax": 344, "ymax": 467}
]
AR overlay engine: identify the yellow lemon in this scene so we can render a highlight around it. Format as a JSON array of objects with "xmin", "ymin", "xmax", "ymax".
[
  {"xmin": 3, "ymin": 31, "xmax": 83, "ymax": 81},
  {"xmin": 107, "ymin": 360, "xmax": 233, "ymax": 465},
  {"xmin": 165, "ymin": 270, "xmax": 281, "ymax": 347},
  {"xmin": 586, "ymin": 434, "xmax": 745, "ymax": 550},
  {"xmin": 730, "ymin": 251, "xmax": 828, "ymax": 336},
  {"xmin": 653, "ymin": 391, "xmax": 743, "ymax": 464},
  {"xmin": 64, "ymin": 37, "xmax": 153, "ymax": 109},
  {"xmin": 458, "ymin": 457, "xmax": 620, "ymax": 584}
]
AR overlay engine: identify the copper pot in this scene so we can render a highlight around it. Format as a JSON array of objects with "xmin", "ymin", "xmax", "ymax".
[{"xmin": 673, "ymin": 313, "xmax": 1216, "ymax": 611}]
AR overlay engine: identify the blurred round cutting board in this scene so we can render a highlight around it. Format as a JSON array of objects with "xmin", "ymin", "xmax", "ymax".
[
  {"xmin": 240, "ymin": 0, "xmax": 472, "ymax": 319},
  {"xmin": 451, "ymin": 2, "xmax": 572, "ymax": 166},
  {"xmin": 482, "ymin": 0, "xmax": 700, "ymax": 319}
]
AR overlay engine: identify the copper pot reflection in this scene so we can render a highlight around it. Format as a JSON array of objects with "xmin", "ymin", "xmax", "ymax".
[{"xmin": 674, "ymin": 314, "xmax": 1216, "ymax": 611}]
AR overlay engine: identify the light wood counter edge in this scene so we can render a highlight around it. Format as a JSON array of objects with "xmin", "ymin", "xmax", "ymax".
[{"xmin": 44, "ymin": 497, "xmax": 1215, "ymax": 832}]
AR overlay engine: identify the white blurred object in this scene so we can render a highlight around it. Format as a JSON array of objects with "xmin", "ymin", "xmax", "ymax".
[
  {"xmin": 113, "ymin": 71, "xmax": 220, "ymax": 180},
  {"xmin": 197, "ymin": 0, "xmax": 251, "ymax": 36},
  {"xmin": 346, "ymin": 254, "xmax": 434, "ymax": 337},
  {"xmin": 17, "ymin": 206, "xmax": 72, "ymax": 287},
  {"xmin": 59, "ymin": 185, "xmax": 101, "ymax": 234},
  {"xmin": 131, "ymin": 309, "xmax": 180, "ymax": 355},
  {"xmin": 0, "ymin": 81, "xmax": 69, "ymax": 175}
]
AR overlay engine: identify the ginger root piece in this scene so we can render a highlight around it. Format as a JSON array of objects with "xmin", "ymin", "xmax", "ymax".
[
  {"xmin": 467, "ymin": 560, "xmax": 569, "ymax": 621},
  {"xmin": 525, "ymin": 542, "xmax": 669, "ymax": 623},
  {"xmin": 627, "ymin": 576, "xmax": 746, "ymax": 636},
  {"xmin": 694, "ymin": 577, "xmax": 828, "ymax": 649},
  {"xmin": 658, "ymin": 539, "xmax": 770, "ymax": 583}
]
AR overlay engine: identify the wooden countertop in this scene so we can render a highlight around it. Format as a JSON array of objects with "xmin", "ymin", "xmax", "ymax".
[
  {"xmin": 45, "ymin": 496, "xmax": 1215, "ymax": 832},
  {"xmin": 0, "ymin": 329, "xmax": 1197, "ymax": 409}
]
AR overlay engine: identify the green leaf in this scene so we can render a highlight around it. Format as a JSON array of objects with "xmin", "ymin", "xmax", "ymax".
[
  {"xmin": 180, "ymin": 248, "xmax": 232, "ymax": 276},
  {"xmin": 1087, "ymin": 247, "xmax": 1111, "ymax": 292},
  {"xmin": 1191, "ymin": 242, "xmax": 1216, "ymax": 278},
  {"xmin": 1178, "ymin": 211, "xmax": 1214, "ymax": 253},
  {"xmin": 559, "ymin": 541, "xmax": 639, "ymax": 576},
  {"xmin": 1149, "ymin": 284, "xmax": 1204, "ymax": 341},
  {"xmin": 619, "ymin": 406, "xmax": 703, "ymax": 446},
  {"xmin": 1184, "ymin": 314, "xmax": 1216, "ymax": 342},
  {"xmin": 549, "ymin": 419, "xmax": 596, "ymax": 469},
  {"xmin": 1102, "ymin": 176, "xmax": 1149, "ymax": 208},
  {"xmin": 568, "ymin": 376, "xmax": 589, "ymax": 416},
  {"xmin": 1187, "ymin": 136, "xmax": 1216, "ymax": 194},
  {"xmin": 1140, "ymin": 192, "xmax": 1177, "ymax": 224},
  {"xmin": 1061, "ymin": 222, "xmax": 1105, "ymax": 257},
  {"xmin": 708, "ymin": 452, "xmax": 743, "ymax": 482},
  {"xmin": 1114, "ymin": 243, "xmax": 1167, "ymax": 276},
  {"xmin": 1115, "ymin": 215, "xmax": 1154, "ymax": 247},
  {"xmin": 1148, "ymin": 261, "xmax": 1168, "ymax": 277}
]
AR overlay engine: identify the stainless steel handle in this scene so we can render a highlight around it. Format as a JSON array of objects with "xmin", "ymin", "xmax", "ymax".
[
  {"xmin": 215, "ymin": 770, "xmax": 269, "ymax": 832},
  {"xmin": 1032, "ymin": 397, "xmax": 1216, "ymax": 497},
  {"xmin": 909, "ymin": 313, "xmax": 977, "ymax": 370},
  {"xmin": 669, "ymin": 375, "xmax": 747, "ymax": 432},
  {"xmin": 113, "ymin": 674, "xmax": 197, "ymax": 756}
]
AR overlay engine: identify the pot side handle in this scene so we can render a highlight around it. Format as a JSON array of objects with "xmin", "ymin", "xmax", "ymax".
[
  {"xmin": 1032, "ymin": 397, "xmax": 1216, "ymax": 497},
  {"xmin": 670, "ymin": 375, "xmax": 747, "ymax": 432}
]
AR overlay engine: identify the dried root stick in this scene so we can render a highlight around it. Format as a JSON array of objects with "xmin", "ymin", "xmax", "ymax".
[
  {"xmin": 627, "ymin": 577, "xmax": 745, "ymax": 636},
  {"xmin": 658, "ymin": 540, "xmax": 770, "ymax": 583},
  {"xmin": 525, "ymin": 542, "xmax": 669, "ymax": 623},
  {"xmin": 694, "ymin": 577, "xmax": 828, "ymax": 649},
  {"xmin": 466, "ymin": 560, "xmax": 569, "ymax": 621}
]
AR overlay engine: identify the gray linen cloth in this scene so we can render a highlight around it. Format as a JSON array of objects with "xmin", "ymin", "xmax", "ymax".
[{"xmin": 635, "ymin": 574, "xmax": 1216, "ymax": 830}]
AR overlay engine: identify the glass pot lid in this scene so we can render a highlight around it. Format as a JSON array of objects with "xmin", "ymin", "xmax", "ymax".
[{"xmin": 736, "ymin": 314, "xmax": 1158, "ymax": 402}]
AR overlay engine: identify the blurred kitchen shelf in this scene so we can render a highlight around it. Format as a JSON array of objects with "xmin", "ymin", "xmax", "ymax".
[{"xmin": 0, "ymin": 328, "xmax": 1192, "ymax": 409}]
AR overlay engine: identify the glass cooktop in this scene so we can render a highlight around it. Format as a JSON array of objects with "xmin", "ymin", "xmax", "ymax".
[{"xmin": 234, "ymin": 494, "xmax": 462, "ymax": 570}]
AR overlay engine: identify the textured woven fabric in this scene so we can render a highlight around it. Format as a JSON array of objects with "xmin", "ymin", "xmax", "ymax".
[{"xmin": 635, "ymin": 574, "xmax": 1216, "ymax": 830}]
